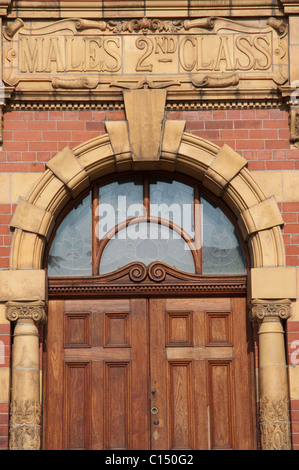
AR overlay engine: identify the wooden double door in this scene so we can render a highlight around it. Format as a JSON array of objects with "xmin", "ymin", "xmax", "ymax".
[{"xmin": 43, "ymin": 296, "xmax": 256, "ymax": 450}]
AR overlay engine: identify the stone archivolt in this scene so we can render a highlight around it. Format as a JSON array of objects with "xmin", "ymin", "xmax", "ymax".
[{"xmin": 9, "ymin": 91, "xmax": 286, "ymax": 271}]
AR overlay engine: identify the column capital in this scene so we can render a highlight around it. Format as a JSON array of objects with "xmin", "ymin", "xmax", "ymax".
[
  {"xmin": 249, "ymin": 298, "xmax": 292, "ymax": 324},
  {"xmin": 5, "ymin": 300, "xmax": 47, "ymax": 324}
]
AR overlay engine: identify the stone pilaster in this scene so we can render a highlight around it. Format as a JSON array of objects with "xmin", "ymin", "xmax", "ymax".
[
  {"xmin": 6, "ymin": 301, "xmax": 46, "ymax": 450},
  {"xmin": 250, "ymin": 299, "xmax": 292, "ymax": 450}
]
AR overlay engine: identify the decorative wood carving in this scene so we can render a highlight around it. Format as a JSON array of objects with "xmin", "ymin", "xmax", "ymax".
[{"xmin": 48, "ymin": 261, "xmax": 247, "ymax": 297}]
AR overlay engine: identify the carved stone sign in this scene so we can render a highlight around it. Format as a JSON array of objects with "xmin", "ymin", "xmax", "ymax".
[{"xmin": 3, "ymin": 16, "xmax": 288, "ymax": 99}]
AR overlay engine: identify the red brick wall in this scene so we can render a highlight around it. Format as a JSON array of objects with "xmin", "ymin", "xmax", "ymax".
[{"xmin": 0, "ymin": 107, "xmax": 299, "ymax": 450}]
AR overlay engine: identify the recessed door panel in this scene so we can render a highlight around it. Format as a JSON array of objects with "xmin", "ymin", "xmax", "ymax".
[{"xmin": 43, "ymin": 298, "xmax": 149, "ymax": 450}]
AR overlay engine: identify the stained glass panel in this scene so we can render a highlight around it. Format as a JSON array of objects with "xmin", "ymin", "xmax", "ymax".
[
  {"xmin": 99, "ymin": 222, "xmax": 195, "ymax": 274},
  {"xmin": 48, "ymin": 193, "xmax": 92, "ymax": 276},
  {"xmin": 150, "ymin": 177, "xmax": 194, "ymax": 237},
  {"xmin": 201, "ymin": 193, "xmax": 246, "ymax": 274},
  {"xmin": 47, "ymin": 176, "xmax": 247, "ymax": 277},
  {"xmin": 98, "ymin": 176, "xmax": 143, "ymax": 240}
]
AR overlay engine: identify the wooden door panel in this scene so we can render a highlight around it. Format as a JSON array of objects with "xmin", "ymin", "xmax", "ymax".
[
  {"xmin": 149, "ymin": 297, "xmax": 255, "ymax": 450},
  {"xmin": 64, "ymin": 362, "xmax": 91, "ymax": 450},
  {"xmin": 104, "ymin": 362, "xmax": 131, "ymax": 449},
  {"xmin": 44, "ymin": 298, "xmax": 149, "ymax": 450},
  {"xmin": 44, "ymin": 296, "xmax": 255, "ymax": 450},
  {"xmin": 168, "ymin": 361, "xmax": 193, "ymax": 450},
  {"xmin": 207, "ymin": 360, "xmax": 234, "ymax": 450}
]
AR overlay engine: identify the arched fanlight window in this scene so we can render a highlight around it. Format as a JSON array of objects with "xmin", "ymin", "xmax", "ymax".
[{"xmin": 47, "ymin": 174, "xmax": 246, "ymax": 276}]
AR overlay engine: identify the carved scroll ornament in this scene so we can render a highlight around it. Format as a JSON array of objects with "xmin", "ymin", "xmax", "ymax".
[
  {"xmin": 6, "ymin": 301, "xmax": 47, "ymax": 324},
  {"xmin": 192, "ymin": 73, "xmax": 240, "ymax": 88},
  {"xmin": 52, "ymin": 76, "xmax": 98, "ymax": 89},
  {"xmin": 250, "ymin": 299, "xmax": 292, "ymax": 323},
  {"xmin": 118, "ymin": 18, "xmax": 171, "ymax": 34}
]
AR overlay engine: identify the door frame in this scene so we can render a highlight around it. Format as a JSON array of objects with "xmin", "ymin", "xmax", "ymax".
[
  {"xmin": 43, "ymin": 283, "xmax": 256, "ymax": 450},
  {"xmin": 4, "ymin": 90, "xmax": 294, "ymax": 449}
]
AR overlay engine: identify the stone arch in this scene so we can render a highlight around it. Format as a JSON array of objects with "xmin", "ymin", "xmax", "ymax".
[
  {"xmin": 9, "ymin": 127, "xmax": 285, "ymax": 271},
  {"xmin": 5, "ymin": 89, "xmax": 295, "ymax": 450}
]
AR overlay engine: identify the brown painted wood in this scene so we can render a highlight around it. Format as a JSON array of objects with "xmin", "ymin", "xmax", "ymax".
[
  {"xmin": 149, "ymin": 297, "xmax": 255, "ymax": 450},
  {"xmin": 43, "ymin": 295, "xmax": 255, "ymax": 450},
  {"xmin": 43, "ymin": 298, "xmax": 150, "ymax": 450}
]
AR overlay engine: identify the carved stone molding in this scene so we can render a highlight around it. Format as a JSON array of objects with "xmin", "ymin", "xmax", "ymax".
[
  {"xmin": 9, "ymin": 399, "xmax": 41, "ymax": 450},
  {"xmin": 118, "ymin": 18, "xmax": 172, "ymax": 34},
  {"xmin": 9, "ymin": 424, "xmax": 41, "ymax": 451},
  {"xmin": 192, "ymin": 73, "xmax": 240, "ymax": 89},
  {"xmin": 249, "ymin": 299, "xmax": 292, "ymax": 323},
  {"xmin": 2, "ymin": 15, "xmax": 289, "ymax": 108},
  {"xmin": 4, "ymin": 1, "xmax": 288, "ymax": 19},
  {"xmin": 6, "ymin": 301, "xmax": 47, "ymax": 324},
  {"xmin": 290, "ymin": 107, "xmax": 299, "ymax": 148},
  {"xmin": 10, "ymin": 399, "xmax": 40, "ymax": 425},
  {"xmin": 259, "ymin": 396, "xmax": 291, "ymax": 450}
]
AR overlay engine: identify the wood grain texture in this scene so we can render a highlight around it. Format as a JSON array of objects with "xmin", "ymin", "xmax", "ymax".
[{"xmin": 43, "ymin": 296, "xmax": 255, "ymax": 450}]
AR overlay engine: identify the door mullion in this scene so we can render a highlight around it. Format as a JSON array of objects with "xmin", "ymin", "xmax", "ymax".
[{"xmin": 149, "ymin": 298, "xmax": 169, "ymax": 450}]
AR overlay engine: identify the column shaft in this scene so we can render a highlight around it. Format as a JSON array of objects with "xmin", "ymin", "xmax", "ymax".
[
  {"xmin": 251, "ymin": 299, "xmax": 292, "ymax": 450},
  {"xmin": 6, "ymin": 301, "xmax": 46, "ymax": 450}
]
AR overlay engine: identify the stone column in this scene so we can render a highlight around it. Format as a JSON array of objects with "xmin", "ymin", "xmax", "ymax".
[
  {"xmin": 250, "ymin": 299, "xmax": 292, "ymax": 450},
  {"xmin": 6, "ymin": 301, "xmax": 46, "ymax": 450}
]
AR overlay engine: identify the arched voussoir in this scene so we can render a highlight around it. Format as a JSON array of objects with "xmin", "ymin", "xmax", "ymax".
[{"xmin": 9, "ymin": 121, "xmax": 285, "ymax": 270}]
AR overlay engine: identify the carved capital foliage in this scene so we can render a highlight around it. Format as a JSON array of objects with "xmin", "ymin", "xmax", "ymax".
[
  {"xmin": 249, "ymin": 299, "xmax": 292, "ymax": 323},
  {"xmin": 6, "ymin": 301, "xmax": 47, "ymax": 324},
  {"xmin": 9, "ymin": 399, "xmax": 41, "ymax": 450},
  {"xmin": 259, "ymin": 396, "xmax": 291, "ymax": 450}
]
